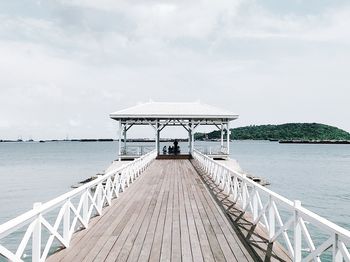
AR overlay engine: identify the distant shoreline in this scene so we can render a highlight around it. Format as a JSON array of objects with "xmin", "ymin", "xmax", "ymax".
[
  {"xmin": 1, "ymin": 138, "xmax": 350, "ymax": 144},
  {"xmin": 278, "ymin": 140, "xmax": 350, "ymax": 144},
  {"xmin": 0, "ymin": 138, "xmax": 189, "ymax": 143}
]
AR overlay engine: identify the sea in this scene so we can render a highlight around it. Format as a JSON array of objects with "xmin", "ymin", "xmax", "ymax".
[{"xmin": 0, "ymin": 140, "xmax": 349, "ymax": 259}]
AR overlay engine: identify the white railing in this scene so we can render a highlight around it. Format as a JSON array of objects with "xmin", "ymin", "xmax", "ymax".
[
  {"xmin": 195, "ymin": 145, "xmax": 228, "ymax": 155},
  {"xmin": 193, "ymin": 149, "xmax": 350, "ymax": 262},
  {"xmin": 0, "ymin": 150, "xmax": 157, "ymax": 262},
  {"xmin": 120, "ymin": 145, "xmax": 154, "ymax": 156}
]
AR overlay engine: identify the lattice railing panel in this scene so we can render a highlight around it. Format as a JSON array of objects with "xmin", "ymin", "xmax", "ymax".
[
  {"xmin": 0, "ymin": 150, "xmax": 156, "ymax": 262},
  {"xmin": 193, "ymin": 149, "xmax": 350, "ymax": 262}
]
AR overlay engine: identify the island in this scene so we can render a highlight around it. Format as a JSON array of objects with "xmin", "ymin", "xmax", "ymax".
[{"xmin": 194, "ymin": 123, "xmax": 350, "ymax": 143}]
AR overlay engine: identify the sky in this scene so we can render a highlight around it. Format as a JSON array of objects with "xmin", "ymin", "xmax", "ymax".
[{"xmin": 0, "ymin": 0, "xmax": 350, "ymax": 139}]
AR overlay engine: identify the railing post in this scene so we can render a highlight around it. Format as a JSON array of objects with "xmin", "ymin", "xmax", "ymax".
[
  {"xmin": 120, "ymin": 173, "xmax": 124, "ymax": 192},
  {"xmin": 242, "ymin": 175, "xmax": 247, "ymax": 209},
  {"xmin": 232, "ymin": 177, "xmax": 238, "ymax": 202},
  {"xmin": 32, "ymin": 202, "xmax": 42, "ymax": 262},
  {"xmin": 333, "ymin": 234, "xmax": 342, "ymax": 262},
  {"xmin": 83, "ymin": 190, "xmax": 89, "ymax": 227},
  {"xmin": 224, "ymin": 170, "xmax": 230, "ymax": 194},
  {"xmin": 268, "ymin": 196, "xmax": 275, "ymax": 241},
  {"xmin": 293, "ymin": 200, "xmax": 302, "ymax": 262},
  {"xmin": 126, "ymin": 167, "xmax": 130, "ymax": 187},
  {"xmin": 97, "ymin": 183, "xmax": 104, "ymax": 214},
  {"xmin": 253, "ymin": 188, "xmax": 258, "ymax": 222},
  {"xmin": 63, "ymin": 200, "xmax": 70, "ymax": 246}
]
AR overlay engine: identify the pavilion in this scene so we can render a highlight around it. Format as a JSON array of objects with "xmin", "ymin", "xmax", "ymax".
[{"xmin": 109, "ymin": 102, "xmax": 238, "ymax": 160}]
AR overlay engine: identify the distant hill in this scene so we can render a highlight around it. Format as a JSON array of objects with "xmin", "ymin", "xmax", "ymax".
[{"xmin": 194, "ymin": 123, "xmax": 350, "ymax": 141}]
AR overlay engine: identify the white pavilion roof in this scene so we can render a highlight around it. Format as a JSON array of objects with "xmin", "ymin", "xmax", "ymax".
[{"xmin": 109, "ymin": 102, "xmax": 238, "ymax": 120}]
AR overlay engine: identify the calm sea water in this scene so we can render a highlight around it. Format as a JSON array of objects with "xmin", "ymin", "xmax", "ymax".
[
  {"xmin": 0, "ymin": 140, "xmax": 349, "ymax": 256},
  {"xmin": 0, "ymin": 141, "xmax": 117, "ymax": 224}
]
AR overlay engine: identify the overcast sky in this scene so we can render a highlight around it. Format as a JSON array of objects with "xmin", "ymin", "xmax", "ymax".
[{"xmin": 1, "ymin": 0, "xmax": 350, "ymax": 139}]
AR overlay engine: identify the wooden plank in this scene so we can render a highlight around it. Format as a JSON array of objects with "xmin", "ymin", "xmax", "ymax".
[
  {"xmin": 80, "ymin": 200, "xmax": 139, "ymax": 262},
  {"xmin": 186, "ymin": 166, "xmax": 237, "ymax": 262},
  {"xmin": 127, "ymin": 161, "xmax": 169, "ymax": 262},
  {"xmin": 76, "ymin": 165, "xmax": 159, "ymax": 262},
  {"xmin": 49, "ymin": 160, "xmax": 158, "ymax": 261},
  {"xmin": 137, "ymin": 188, "xmax": 169, "ymax": 261},
  {"xmin": 48, "ymin": 160, "xmax": 262, "ymax": 262},
  {"xmin": 160, "ymin": 161, "xmax": 175, "ymax": 262},
  {"xmin": 183, "ymin": 162, "xmax": 226, "ymax": 262},
  {"xmin": 197, "ymin": 173, "xmax": 255, "ymax": 262},
  {"xmin": 171, "ymin": 161, "xmax": 182, "ymax": 262},
  {"xmin": 181, "ymin": 161, "xmax": 205, "ymax": 262},
  {"xmin": 47, "ymin": 200, "xmax": 118, "ymax": 261},
  {"xmin": 148, "ymin": 161, "xmax": 171, "ymax": 261},
  {"xmin": 115, "ymin": 165, "xmax": 167, "ymax": 262},
  {"xmin": 194, "ymin": 189, "xmax": 236, "ymax": 262},
  {"xmin": 104, "ymin": 166, "xmax": 162, "ymax": 262},
  {"xmin": 178, "ymin": 161, "xmax": 193, "ymax": 262},
  {"xmin": 84, "ymin": 176, "xmax": 157, "ymax": 262},
  {"xmin": 191, "ymin": 159, "xmax": 290, "ymax": 262}
]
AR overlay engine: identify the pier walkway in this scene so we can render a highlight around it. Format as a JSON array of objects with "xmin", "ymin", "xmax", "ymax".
[
  {"xmin": 2, "ymin": 102, "xmax": 350, "ymax": 261},
  {"xmin": 48, "ymin": 160, "xmax": 254, "ymax": 262}
]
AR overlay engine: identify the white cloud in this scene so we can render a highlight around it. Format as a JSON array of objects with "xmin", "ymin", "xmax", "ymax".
[{"xmin": 0, "ymin": 0, "xmax": 350, "ymax": 139}]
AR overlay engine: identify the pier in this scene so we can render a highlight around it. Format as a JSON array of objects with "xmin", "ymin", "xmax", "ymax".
[
  {"xmin": 47, "ymin": 159, "xmax": 254, "ymax": 262},
  {"xmin": 1, "ymin": 102, "xmax": 350, "ymax": 262}
]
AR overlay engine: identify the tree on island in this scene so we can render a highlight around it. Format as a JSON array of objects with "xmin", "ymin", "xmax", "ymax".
[{"xmin": 194, "ymin": 123, "xmax": 350, "ymax": 141}]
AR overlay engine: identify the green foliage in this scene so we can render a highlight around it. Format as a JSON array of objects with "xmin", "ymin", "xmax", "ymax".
[{"xmin": 194, "ymin": 123, "xmax": 350, "ymax": 141}]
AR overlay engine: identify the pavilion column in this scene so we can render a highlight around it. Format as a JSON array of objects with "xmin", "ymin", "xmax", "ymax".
[
  {"xmin": 123, "ymin": 124, "xmax": 127, "ymax": 152},
  {"xmin": 118, "ymin": 121, "xmax": 122, "ymax": 161},
  {"xmin": 226, "ymin": 121, "xmax": 230, "ymax": 155},
  {"xmin": 191, "ymin": 128, "xmax": 194, "ymax": 153},
  {"xmin": 155, "ymin": 120, "xmax": 160, "ymax": 155},
  {"xmin": 188, "ymin": 124, "xmax": 192, "ymax": 155},
  {"xmin": 220, "ymin": 123, "xmax": 224, "ymax": 150}
]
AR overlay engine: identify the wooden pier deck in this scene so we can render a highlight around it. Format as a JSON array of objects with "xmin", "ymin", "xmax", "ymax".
[{"xmin": 48, "ymin": 160, "xmax": 255, "ymax": 262}]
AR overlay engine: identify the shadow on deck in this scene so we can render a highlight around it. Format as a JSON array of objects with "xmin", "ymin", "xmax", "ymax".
[
  {"xmin": 191, "ymin": 160, "xmax": 291, "ymax": 262},
  {"xmin": 156, "ymin": 154, "xmax": 192, "ymax": 160}
]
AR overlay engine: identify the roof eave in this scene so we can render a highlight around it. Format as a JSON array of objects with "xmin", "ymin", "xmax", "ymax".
[{"xmin": 109, "ymin": 114, "xmax": 239, "ymax": 120}]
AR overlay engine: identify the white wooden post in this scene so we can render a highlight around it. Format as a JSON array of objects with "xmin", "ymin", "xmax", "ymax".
[
  {"xmin": 333, "ymin": 234, "xmax": 342, "ymax": 262},
  {"xmin": 83, "ymin": 190, "xmax": 89, "ymax": 227},
  {"xmin": 188, "ymin": 129, "xmax": 191, "ymax": 154},
  {"xmin": 294, "ymin": 200, "xmax": 302, "ymax": 262},
  {"xmin": 268, "ymin": 197, "xmax": 275, "ymax": 241},
  {"xmin": 188, "ymin": 121, "xmax": 193, "ymax": 154},
  {"xmin": 156, "ymin": 121, "xmax": 160, "ymax": 156},
  {"xmin": 233, "ymin": 177, "xmax": 238, "ymax": 202},
  {"xmin": 119, "ymin": 173, "xmax": 124, "ymax": 192},
  {"xmin": 32, "ymin": 202, "xmax": 42, "ymax": 262},
  {"xmin": 118, "ymin": 121, "xmax": 122, "ymax": 161},
  {"xmin": 96, "ymin": 184, "xmax": 102, "ymax": 214},
  {"xmin": 191, "ymin": 126, "xmax": 194, "ymax": 154},
  {"xmin": 226, "ymin": 121, "xmax": 230, "ymax": 155},
  {"xmin": 220, "ymin": 123, "xmax": 224, "ymax": 151},
  {"xmin": 63, "ymin": 200, "xmax": 70, "ymax": 246},
  {"xmin": 123, "ymin": 124, "xmax": 127, "ymax": 152},
  {"xmin": 242, "ymin": 175, "xmax": 247, "ymax": 209},
  {"xmin": 253, "ymin": 189, "xmax": 258, "ymax": 221}
]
